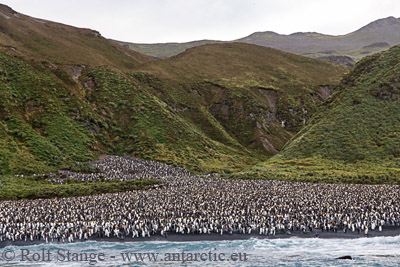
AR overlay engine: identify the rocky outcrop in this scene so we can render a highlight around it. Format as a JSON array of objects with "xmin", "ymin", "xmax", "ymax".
[
  {"xmin": 371, "ymin": 81, "xmax": 400, "ymax": 101},
  {"xmin": 363, "ymin": 42, "xmax": 390, "ymax": 49},
  {"xmin": 336, "ymin": 256, "xmax": 353, "ymax": 260},
  {"xmin": 66, "ymin": 65, "xmax": 85, "ymax": 81},
  {"xmin": 317, "ymin": 56, "xmax": 355, "ymax": 67}
]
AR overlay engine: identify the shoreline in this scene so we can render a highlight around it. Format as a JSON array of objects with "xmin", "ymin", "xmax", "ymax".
[{"xmin": 2, "ymin": 227, "xmax": 400, "ymax": 248}]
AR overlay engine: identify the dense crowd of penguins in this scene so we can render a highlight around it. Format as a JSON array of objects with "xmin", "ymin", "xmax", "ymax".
[
  {"xmin": 1, "ymin": 156, "xmax": 400, "ymax": 243},
  {"xmin": 45, "ymin": 156, "xmax": 213, "ymax": 183}
]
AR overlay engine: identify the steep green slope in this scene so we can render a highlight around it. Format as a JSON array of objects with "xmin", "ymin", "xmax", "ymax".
[
  {"xmin": 0, "ymin": 5, "xmax": 348, "ymax": 176},
  {"xmin": 0, "ymin": 51, "xmax": 95, "ymax": 174},
  {"xmin": 275, "ymin": 44, "xmax": 400, "ymax": 164},
  {"xmin": 0, "ymin": 50, "xmax": 256, "ymax": 174},
  {"xmin": 84, "ymin": 66, "xmax": 256, "ymax": 171},
  {"xmin": 0, "ymin": 42, "xmax": 346, "ymax": 175},
  {"xmin": 135, "ymin": 43, "xmax": 347, "ymax": 157},
  {"xmin": 226, "ymin": 44, "xmax": 400, "ymax": 184}
]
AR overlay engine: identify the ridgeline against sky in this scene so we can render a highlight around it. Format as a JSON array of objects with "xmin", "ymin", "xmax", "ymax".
[{"xmin": 1, "ymin": 0, "xmax": 399, "ymax": 43}]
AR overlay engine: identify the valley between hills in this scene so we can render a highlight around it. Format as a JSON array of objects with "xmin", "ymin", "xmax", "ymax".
[{"xmin": 0, "ymin": 4, "xmax": 399, "ymax": 200}]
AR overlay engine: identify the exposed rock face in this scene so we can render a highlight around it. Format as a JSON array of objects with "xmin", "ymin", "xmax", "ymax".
[
  {"xmin": 65, "ymin": 65, "xmax": 85, "ymax": 81},
  {"xmin": 260, "ymin": 111, "xmax": 276, "ymax": 125},
  {"xmin": 312, "ymin": 85, "xmax": 334, "ymax": 103},
  {"xmin": 208, "ymin": 84, "xmax": 333, "ymax": 155},
  {"xmin": 363, "ymin": 42, "xmax": 390, "ymax": 49},
  {"xmin": 260, "ymin": 136, "xmax": 278, "ymax": 153},
  {"xmin": 371, "ymin": 80, "xmax": 400, "ymax": 101},
  {"xmin": 86, "ymin": 120, "xmax": 99, "ymax": 134},
  {"xmin": 0, "ymin": 11, "xmax": 10, "ymax": 19},
  {"xmin": 42, "ymin": 61, "xmax": 57, "ymax": 70},
  {"xmin": 84, "ymin": 77, "xmax": 96, "ymax": 90},
  {"xmin": 318, "ymin": 85, "xmax": 333, "ymax": 101},
  {"xmin": 258, "ymin": 88, "xmax": 278, "ymax": 113},
  {"xmin": 25, "ymin": 100, "xmax": 44, "ymax": 115},
  {"xmin": 211, "ymin": 101, "xmax": 232, "ymax": 118},
  {"xmin": 375, "ymin": 91, "xmax": 399, "ymax": 101},
  {"xmin": 191, "ymin": 89, "xmax": 200, "ymax": 95}
]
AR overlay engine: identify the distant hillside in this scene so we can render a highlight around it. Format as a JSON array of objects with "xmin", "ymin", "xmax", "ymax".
[
  {"xmin": 0, "ymin": 4, "xmax": 152, "ymax": 69},
  {"xmin": 116, "ymin": 17, "xmax": 400, "ymax": 65},
  {"xmin": 316, "ymin": 56, "xmax": 355, "ymax": 67},
  {"xmin": 0, "ymin": 4, "xmax": 348, "ymax": 174},
  {"xmin": 115, "ymin": 40, "xmax": 221, "ymax": 59},
  {"xmin": 275, "ymin": 44, "xmax": 400, "ymax": 164},
  {"xmin": 239, "ymin": 17, "xmax": 400, "ymax": 64}
]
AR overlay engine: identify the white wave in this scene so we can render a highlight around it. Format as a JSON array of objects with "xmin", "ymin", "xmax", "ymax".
[{"xmin": 1, "ymin": 237, "xmax": 400, "ymax": 266}]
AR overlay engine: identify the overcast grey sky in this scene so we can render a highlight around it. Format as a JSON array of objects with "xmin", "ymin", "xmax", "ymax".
[{"xmin": 2, "ymin": 0, "xmax": 400, "ymax": 43}]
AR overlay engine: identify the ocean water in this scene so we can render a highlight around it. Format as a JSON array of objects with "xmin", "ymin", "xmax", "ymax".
[{"xmin": 1, "ymin": 236, "xmax": 400, "ymax": 266}]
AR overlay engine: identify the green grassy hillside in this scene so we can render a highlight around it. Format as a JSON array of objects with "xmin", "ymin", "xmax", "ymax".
[
  {"xmin": 2, "ymin": 4, "xmax": 398, "ymax": 189},
  {"xmin": 228, "ymin": 44, "xmax": 400, "ymax": 184},
  {"xmin": 0, "ymin": 50, "xmax": 255, "ymax": 174},
  {"xmin": 0, "ymin": 42, "xmax": 347, "ymax": 175},
  {"xmin": 0, "ymin": 51, "xmax": 95, "ymax": 174},
  {"xmin": 135, "ymin": 43, "xmax": 347, "ymax": 157},
  {"xmin": 276, "ymin": 44, "xmax": 400, "ymax": 164},
  {"xmin": 0, "ymin": 5, "xmax": 348, "ymax": 178}
]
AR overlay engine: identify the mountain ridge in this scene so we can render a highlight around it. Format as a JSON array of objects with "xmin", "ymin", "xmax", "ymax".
[
  {"xmin": 0, "ymin": 4, "xmax": 152, "ymax": 69},
  {"xmin": 116, "ymin": 16, "xmax": 400, "ymax": 65}
]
